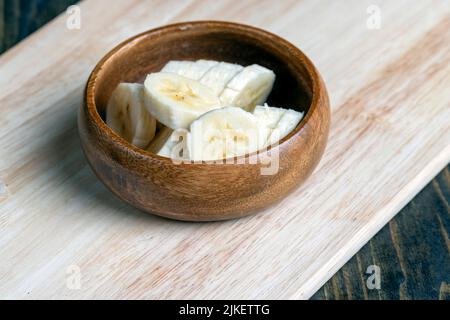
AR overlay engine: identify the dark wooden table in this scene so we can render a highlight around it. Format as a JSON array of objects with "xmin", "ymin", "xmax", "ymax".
[{"xmin": 1, "ymin": 0, "xmax": 449, "ymax": 300}]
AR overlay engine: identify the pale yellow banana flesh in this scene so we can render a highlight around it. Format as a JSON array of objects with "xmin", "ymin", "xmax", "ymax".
[
  {"xmin": 219, "ymin": 64, "xmax": 275, "ymax": 112},
  {"xmin": 266, "ymin": 109, "xmax": 304, "ymax": 146},
  {"xmin": 106, "ymin": 83, "xmax": 156, "ymax": 149},
  {"xmin": 162, "ymin": 60, "xmax": 218, "ymax": 80},
  {"xmin": 189, "ymin": 107, "xmax": 261, "ymax": 161},
  {"xmin": 143, "ymin": 72, "xmax": 221, "ymax": 130}
]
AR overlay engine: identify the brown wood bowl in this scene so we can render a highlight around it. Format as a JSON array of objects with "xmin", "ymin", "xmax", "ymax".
[{"xmin": 78, "ymin": 21, "xmax": 330, "ymax": 221}]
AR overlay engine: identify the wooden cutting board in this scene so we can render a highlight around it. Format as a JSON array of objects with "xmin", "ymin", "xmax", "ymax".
[{"xmin": 0, "ymin": 0, "xmax": 449, "ymax": 299}]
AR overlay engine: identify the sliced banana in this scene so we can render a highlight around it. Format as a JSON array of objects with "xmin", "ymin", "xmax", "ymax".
[
  {"xmin": 267, "ymin": 109, "xmax": 304, "ymax": 145},
  {"xmin": 253, "ymin": 104, "xmax": 286, "ymax": 129},
  {"xmin": 106, "ymin": 83, "xmax": 156, "ymax": 148},
  {"xmin": 253, "ymin": 104, "xmax": 287, "ymax": 147},
  {"xmin": 161, "ymin": 61, "xmax": 190, "ymax": 74},
  {"xmin": 189, "ymin": 106, "xmax": 262, "ymax": 161},
  {"xmin": 143, "ymin": 72, "xmax": 222, "ymax": 130},
  {"xmin": 146, "ymin": 126, "xmax": 173, "ymax": 154},
  {"xmin": 159, "ymin": 129, "xmax": 190, "ymax": 159},
  {"xmin": 189, "ymin": 60, "xmax": 219, "ymax": 79},
  {"xmin": 220, "ymin": 64, "xmax": 275, "ymax": 112},
  {"xmin": 147, "ymin": 127, "xmax": 189, "ymax": 160},
  {"xmin": 161, "ymin": 60, "xmax": 218, "ymax": 80},
  {"xmin": 199, "ymin": 62, "xmax": 243, "ymax": 95}
]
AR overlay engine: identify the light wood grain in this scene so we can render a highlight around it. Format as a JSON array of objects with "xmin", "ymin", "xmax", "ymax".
[{"xmin": 0, "ymin": 0, "xmax": 449, "ymax": 299}]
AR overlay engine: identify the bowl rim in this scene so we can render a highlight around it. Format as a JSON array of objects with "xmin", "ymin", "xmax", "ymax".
[{"xmin": 84, "ymin": 20, "xmax": 324, "ymax": 164}]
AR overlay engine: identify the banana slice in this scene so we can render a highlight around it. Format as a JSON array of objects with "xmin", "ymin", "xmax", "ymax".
[
  {"xmin": 188, "ymin": 60, "xmax": 219, "ymax": 79},
  {"xmin": 220, "ymin": 64, "xmax": 275, "ymax": 112},
  {"xmin": 161, "ymin": 60, "xmax": 218, "ymax": 80},
  {"xmin": 253, "ymin": 104, "xmax": 286, "ymax": 146},
  {"xmin": 189, "ymin": 106, "xmax": 261, "ymax": 161},
  {"xmin": 161, "ymin": 61, "xmax": 190, "ymax": 74},
  {"xmin": 106, "ymin": 83, "xmax": 156, "ymax": 148},
  {"xmin": 267, "ymin": 109, "xmax": 304, "ymax": 145},
  {"xmin": 146, "ymin": 126, "xmax": 173, "ymax": 154},
  {"xmin": 156, "ymin": 120, "xmax": 166, "ymax": 131},
  {"xmin": 199, "ymin": 62, "xmax": 243, "ymax": 95},
  {"xmin": 147, "ymin": 127, "xmax": 189, "ymax": 159},
  {"xmin": 253, "ymin": 104, "xmax": 286, "ymax": 129},
  {"xmin": 143, "ymin": 72, "xmax": 222, "ymax": 130},
  {"xmin": 159, "ymin": 129, "xmax": 190, "ymax": 159}
]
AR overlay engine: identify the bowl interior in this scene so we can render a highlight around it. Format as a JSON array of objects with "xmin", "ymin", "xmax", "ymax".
[{"xmin": 93, "ymin": 22, "xmax": 313, "ymax": 126}]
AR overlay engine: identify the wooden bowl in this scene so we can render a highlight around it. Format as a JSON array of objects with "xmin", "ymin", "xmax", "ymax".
[{"xmin": 78, "ymin": 21, "xmax": 330, "ymax": 221}]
